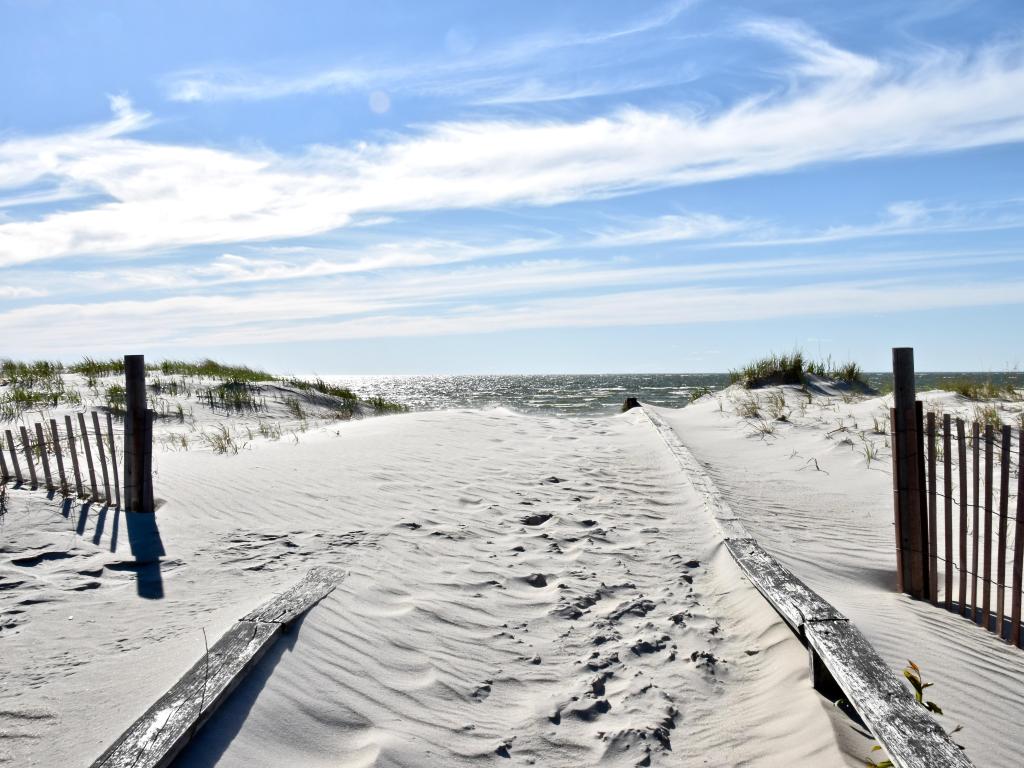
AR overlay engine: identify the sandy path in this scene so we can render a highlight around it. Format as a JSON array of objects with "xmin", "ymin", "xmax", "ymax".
[
  {"xmin": 655, "ymin": 390, "xmax": 1024, "ymax": 767},
  {"xmin": 2, "ymin": 409, "xmax": 855, "ymax": 766}
]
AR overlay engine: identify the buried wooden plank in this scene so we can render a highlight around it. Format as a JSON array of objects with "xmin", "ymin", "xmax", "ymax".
[
  {"xmin": 726, "ymin": 539, "xmax": 970, "ymax": 768},
  {"xmin": 724, "ymin": 538, "xmax": 845, "ymax": 628},
  {"xmin": 806, "ymin": 620, "xmax": 971, "ymax": 768},
  {"xmin": 91, "ymin": 621, "xmax": 279, "ymax": 768},
  {"xmin": 240, "ymin": 566, "xmax": 342, "ymax": 625},
  {"xmin": 91, "ymin": 568, "xmax": 343, "ymax": 768}
]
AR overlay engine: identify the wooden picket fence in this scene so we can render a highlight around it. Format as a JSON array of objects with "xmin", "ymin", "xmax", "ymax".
[
  {"xmin": 0, "ymin": 410, "xmax": 122, "ymax": 507},
  {"xmin": 890, "ymin": 347, "xmax": 1023, "ymax": 648},
  {"xmin": 913, "ymin": 414, "xmax": 1023, "ymax": 646}
]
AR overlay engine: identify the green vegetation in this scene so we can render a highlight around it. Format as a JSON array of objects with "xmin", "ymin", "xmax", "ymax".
[
  {"xmin": 156, "ymin": 359, "xmax": 275, "ymax": 382},
  {"xmin": 3, "ymin": 356, "xmax": 408, "ymax": 425},
  {"xmin": 1, "ymin": 359, "xmax": 65, "ymax": 388},
  {"xmin": 729, "ymin": 351, "xmax": 866, "ymax": 389},
  {"xmin": 105, "ymin": 384, "xmax": 126, "ymax": 413},
  {"xmin": 368, "ymin": 396, "xmax": 409, "ymax": 414},
  {"xmin": 283, "ymin": 377, "xmax": 357, "ymax": 401},
  {"xmin": 69, "ymin": 357, "xmax": 123, "ymax": 386},
  {"xmin": 688, "ymin": 385, "xmax": 713, "ymax": 403},
  {"xmin": 867, "ymin": 661, "xmax": 960, "ymax": 767},
  {"xmin": 935, "ymin": 378, "xmax": 1020, "ymax": 401},
  {"xmin": 199, "ymin": 380, "xmax": 266, "ymax": 413}
]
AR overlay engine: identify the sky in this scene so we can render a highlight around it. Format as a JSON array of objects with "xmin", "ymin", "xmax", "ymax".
[{"xmin": 1, "ymin": 0, "xmax": 1023, "ymax": 374}]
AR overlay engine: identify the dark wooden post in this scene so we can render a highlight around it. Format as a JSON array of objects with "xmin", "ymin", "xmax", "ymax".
[
  {"xmin": 124, "ymin": 354, "xmax": 153, "ymax": 512},
  {"xmin": 892, "ymin": 347, "xmax": 929, "ymax": 599}
]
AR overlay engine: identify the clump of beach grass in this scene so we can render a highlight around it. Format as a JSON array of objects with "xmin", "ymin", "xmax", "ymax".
[{"xmin": 729, "ymin": 351, "xmax": 867, "ymax": 390}]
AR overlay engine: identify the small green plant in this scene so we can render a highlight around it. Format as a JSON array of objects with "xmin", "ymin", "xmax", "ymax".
[
  {"xmin": 973, "ymin": 403, "xmax": 1002, "ymax": 429},
  {"xmin": 689, "ymin": 386, "xmax": 713, "ymax": 403},
  {"xmin": 368, "ymin": 396, "xmax": 408, "ymax": 414},
  {"xmin": 284, "ymin": 397, "xmax": 306, "ymax": 420},
  {"xmin": 862, "ymin": 437, "xmax": 880, "ymax": 466},
  {"xmin": 201, "ymin": 424, "xmax": 243, "ymax": 454},
  {"xmin": 736, "ymin": 395, "xmax": 761, "ymax": 419},
  {"xmin": 105, "ymin": 384, "xmax": 126, "ymax": 413},
  {"xmin": 866, "ymin": 661, "xmax": 961, "ymax": 767}
]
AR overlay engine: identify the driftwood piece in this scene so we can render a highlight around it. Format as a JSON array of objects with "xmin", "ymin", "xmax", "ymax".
[{"xmin": 91, "ymin": 568, "xmax": 343, "ymax": 768}]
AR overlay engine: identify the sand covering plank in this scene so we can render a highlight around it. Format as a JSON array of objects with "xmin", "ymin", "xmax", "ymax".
[
  {"xmin": 642, "ymin": 405, "xmax": 972, "ymax": 768},
  {"xmin": 90, "ymin": 566, "xmax": 343, "ymax": 768}
]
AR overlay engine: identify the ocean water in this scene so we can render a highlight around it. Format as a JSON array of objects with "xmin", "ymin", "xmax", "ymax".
[{"xmin": 317, "ymin": 372, "xmax": 1024, "ymax": 416}]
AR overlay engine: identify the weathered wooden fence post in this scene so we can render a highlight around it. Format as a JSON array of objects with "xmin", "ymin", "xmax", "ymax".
[
  {"xmin": 891, "ymin": 347, "xmax": 929, "ymax": 599},
  {"xmin": 124, "ymin": 354, "xmax": 154, "ymax": 513}
]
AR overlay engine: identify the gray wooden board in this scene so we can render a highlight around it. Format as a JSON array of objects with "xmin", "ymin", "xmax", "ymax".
[
  {"xmin": 725, "ymin": 538, "xmax": 846, "ymax": 627},
  {"xmin": 807, "ymin": 620, "xmax": 972, "ymax": 768},
  {"xmin": 240, "ymin": 566, "xmax": 342, "ymax": 625},
  {"xmin": 641, "ymin": 404, "xmax": 973, "ymax": 768},
  {"xmin": 91, "ymin": 568, "xmax": 343, "ymax": 768}
]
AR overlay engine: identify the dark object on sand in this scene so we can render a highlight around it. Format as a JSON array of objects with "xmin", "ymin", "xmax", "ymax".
[{"xmin": 621, "ymin": 397, "xmax": 640, "ymax": 411}]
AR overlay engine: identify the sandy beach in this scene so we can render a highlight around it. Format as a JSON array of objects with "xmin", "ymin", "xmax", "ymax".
[{"xmin": 2, "ymin": 384, "xmax": 877, "ymax": 767}]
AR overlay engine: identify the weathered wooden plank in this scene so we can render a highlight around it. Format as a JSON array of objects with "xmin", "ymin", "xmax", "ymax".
[
  {"xmin": 943, "ymin": 414, "xmax": 953, "ymax": 608},
  {"xmin": 106, "ymin": 413, "xmax": 121, "ymax": 508},
  {"xmin": 645, "ymin": 401, "xmax": 972, "ymax": 768},
  {"xmin": 92, "ymin": 411, "xmax": 112, "ymax": 503},
  {"xmin": 1011, "ymin": 429, "xmax": 1024, "ymax": 647},
  {"xmin": 35, "ymin": 422, "xmax": 53, "ymax": 489},
  {"xmin": 725, "ymin": 538, "xmax": 845, "ymax": 628},
  {"xmin": 91, "ymin": 621, "xmax": 280, "ymax": 768},
  {"xmin": 91, "ymin": 568, "xmax": 343, "ymax": 768},
  {"xmin": 19, "ymin": 425, "xmax": 38, "ymax": 488},
  {"xmin": 982, "ymin": 424, "xmax": 993, "ymax": 629},
  {"xmin": 4, "ymin": 429, "xmax": 21, "ymax": 484},
  {"xmin": 806, "ymin": 620, "xmax": 972, "ymax": 768},
  {"xmin": 957, "ymin": 418, "xmax": 967, "ymax": 616},
  {"xmin": 50, "ymin": 418, "xmax": 67, "ymax": 492},
  {"xmin": 65, "ymin": 415, "xmax": 83, "ymax": 498},
  {"xmin": 927, "ymin": 412, "xmax": 938, "ymax": 603},
  {"xmin": 996, "ymin": 425, "xmax": 1010, "ymax": 636},
  {"xmin": 240, "ymin": 566, "xmax": 343, "ymax": 625},
  {"xmin": 971, "ymin": 422, "xmax": 980, "ymax": 621},
  {"xmin": 79, "ymin": 412, "xmax": 99, "ymax": 500}
]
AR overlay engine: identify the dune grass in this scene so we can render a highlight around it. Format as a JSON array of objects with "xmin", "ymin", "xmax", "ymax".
[
  {"xmin": 729, "ymin": 351, "xmax": 867, "ymax": 390},
  {"xmin": 935, "ymin": 378, "xmax": 1019, "ymax": 401}
]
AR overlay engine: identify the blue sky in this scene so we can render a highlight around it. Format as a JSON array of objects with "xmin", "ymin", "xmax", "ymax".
[{"xmin": 2, "ymin": 0, "xmax": 1023, "ymax": 373}]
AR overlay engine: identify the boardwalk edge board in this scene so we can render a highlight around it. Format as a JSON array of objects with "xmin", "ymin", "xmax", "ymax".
[
  {"xmin": 90, "ymin": 567, "xmax": 345, "ymax": 768},
  {"xmin": 641, "ymin": 405, "xmax": 972, "ymax": 768}
]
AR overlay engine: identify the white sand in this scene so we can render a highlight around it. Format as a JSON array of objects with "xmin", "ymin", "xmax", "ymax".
[
  {"xmin": 653, "ymin": 385, "xmax": 1024, "ymax": 767},
  {"xmin": 1, "ymin": 405, "xmax": 862, "ymax": 767}
]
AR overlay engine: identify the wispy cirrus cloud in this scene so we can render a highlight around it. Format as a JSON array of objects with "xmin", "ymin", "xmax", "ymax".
[{"xmin": 165, "ymin": 1, "xmax": 694, "ymax": 104}]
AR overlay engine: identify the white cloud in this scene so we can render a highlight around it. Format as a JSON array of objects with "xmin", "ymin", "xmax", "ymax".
[
  {"xmin": 0, "ymin": 285, "xmax": 47, "ymax": 299},
  {"xmin": 4, "ymin": 273, "xmax": 1023, "ymax": 356},
  {"xmin": 3, "ymin": 30, "xmax": 1024, "ymax": 269}
]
